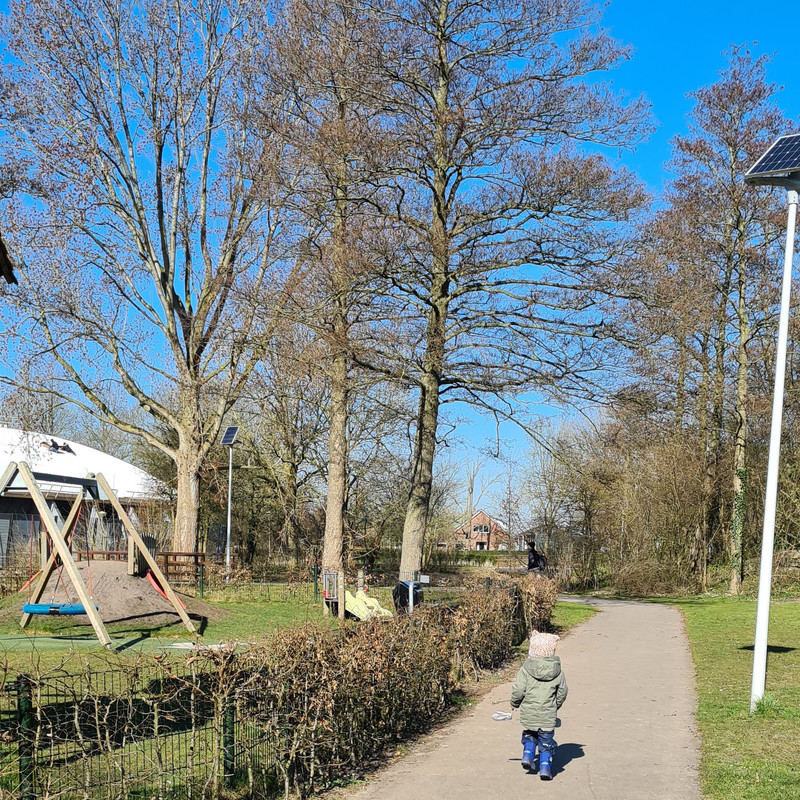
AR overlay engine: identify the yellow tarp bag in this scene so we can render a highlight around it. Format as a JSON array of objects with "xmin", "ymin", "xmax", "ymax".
[
  {"xmin": 343, "ymin": 590, "xmax": 375, "ymax": 620},
  {"xmin": 356, "ymin": 589, "xmax": 393, "ymax": 617}
]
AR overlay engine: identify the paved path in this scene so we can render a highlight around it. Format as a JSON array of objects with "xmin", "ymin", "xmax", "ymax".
[{"xmin": 349, "ymin": 599, "xmax": 702, "ymax": 800}]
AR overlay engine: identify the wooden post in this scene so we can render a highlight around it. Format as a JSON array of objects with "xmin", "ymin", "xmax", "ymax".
[
  {"xmin": 357, "ymin": 569, "xmax": 364, "ymax": 592},
  {"xmin": 17, "ymin": 463, "xmax": 112, "ymax": 648},
  {"xmin": 0, "ymin": 462, "xmax": 17, "ymax": 495},
  {"xmin": 338, "ymin": 570, "xmax": 345, "ymax": 620},
  {"xmin": 39, "ymin": 529, "xmax": 47, "ymax": 572},
  {"xmin": 16, "ymin": 675, "xmax": 34, "ymax": 800},
  {"xmin": 94, "ymin": 473, "xmax": 196, "ymax": 634},
  {"xmin": 127, "ymin": 533, "xmax": 136, "ymax": 576},
  {"xmin": 21, "ymin": 491, "xmax": 84, "ymax": 630}
]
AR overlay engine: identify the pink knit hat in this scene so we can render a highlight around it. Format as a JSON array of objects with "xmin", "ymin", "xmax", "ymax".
[{"xmin": 528, "ymin": 631, "xmax": 560, "ymax": 658}]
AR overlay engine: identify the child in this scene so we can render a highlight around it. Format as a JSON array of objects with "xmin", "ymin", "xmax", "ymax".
[{"xmin": 509, "ymin": 631, "xmax": 568, "ymax": 780}]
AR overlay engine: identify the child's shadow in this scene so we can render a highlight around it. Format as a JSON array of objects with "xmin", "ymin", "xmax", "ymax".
[{"xmin": 554, "ymin": 743, "xmax": 585, "ymax": 775}]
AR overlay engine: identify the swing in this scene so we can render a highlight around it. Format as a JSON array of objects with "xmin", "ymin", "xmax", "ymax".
[
  {"xmin": 22, "ymin": 602, "xmax": 96, "ymax": 616},
  {"xmin": 23, "ymin": 500, "xmax": 99, "ymax": 617},
  {"xmin": 7, "ymin": 461, "xmax": 195, "ymax": 647}
]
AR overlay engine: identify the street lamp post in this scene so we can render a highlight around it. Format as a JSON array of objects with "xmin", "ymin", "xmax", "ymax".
[
  {"xmin": 221, "ymin": 426, "xmax": 239, "ymax": 584},
  {"xmin": 744, "ymin": 135, "xmax": 800, "ymax": 711}
]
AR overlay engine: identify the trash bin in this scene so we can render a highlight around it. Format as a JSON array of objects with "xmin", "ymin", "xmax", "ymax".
[
  {"xmin": 134, "ymin": 534, "xmax": 157, "ymax": 577},
  {"xmin": 392, "ymin": 581, "xmax": 423, "ymax": 614}
]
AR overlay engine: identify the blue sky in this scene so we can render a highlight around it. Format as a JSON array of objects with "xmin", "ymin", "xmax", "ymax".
[
  {"xmin": 461, "ymin": 0, "xmax": 800, "ymax": 507},
  {"xmin": 603, "ymin": 0, "xmax": 800, "ymax": 190}
]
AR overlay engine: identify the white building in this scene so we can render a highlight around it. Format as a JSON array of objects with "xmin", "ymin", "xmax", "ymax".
[{"xmin": 0, "ymin": 427, "xmax": 161, "ymax": 563}]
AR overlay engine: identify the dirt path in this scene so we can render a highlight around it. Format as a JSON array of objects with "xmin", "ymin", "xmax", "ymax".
[{"xmin": 347, "ymin": 598, "xmax": 703, "ymax": 800}]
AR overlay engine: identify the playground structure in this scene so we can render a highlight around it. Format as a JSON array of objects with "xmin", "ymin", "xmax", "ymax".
[
  {"xmin": 0, "ymin": 461, "xmax": 195, "ymax": 648},
  {"xmin": 322, "ymin": 570, "xmax": 393, "ymax": 620}
]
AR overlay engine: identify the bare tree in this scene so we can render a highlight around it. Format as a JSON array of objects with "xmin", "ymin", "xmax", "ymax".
[
  {"xmin": 242, "ymin": 328, "xmax": 329, "ymax": 564},
  {"xmin": 267, "ymin": 0, "xmax": 391, "ymax": 578},
  {"xmin": 366, "ymin": 0, "xmax": 650, "ymax": 577},
  {"xmin": 669, "ymin": 48, "xmax": 786, "ymax": 594},
  {"xmin": 625, "ymin": 48, "xmax": 788, "ymax": 593},
  {"xmin": 0, "ymin": 0, "xmax": 295, "ymax": 550}
]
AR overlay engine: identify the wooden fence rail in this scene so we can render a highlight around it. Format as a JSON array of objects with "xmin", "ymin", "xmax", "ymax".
[{"xmin": 76, "ymin": 550, "xmax": 227, "ymax": 584}]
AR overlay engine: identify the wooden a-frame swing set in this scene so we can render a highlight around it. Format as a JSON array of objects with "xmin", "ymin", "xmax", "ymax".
[{"xmin": 0, "ymin": 461, "xmax": 195, "ymax": 649}]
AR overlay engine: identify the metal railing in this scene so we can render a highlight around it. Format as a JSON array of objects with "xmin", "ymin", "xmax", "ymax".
[{"xmin": 1, "ymin": 662, "xmax": 279, "ymax": 800}]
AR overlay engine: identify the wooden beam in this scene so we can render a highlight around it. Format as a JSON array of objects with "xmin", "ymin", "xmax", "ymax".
[
  {"xmin": 16, "ymin": 463, "xmax": 111, "ymax": 648},
  {"xmin": 127, "ymin": 534, "xmax": 135, "ymax": 576},
  {"xmin": 95, "ymin": 473, "xmax": 195, "ymax": 634},
  {"xmin": 20, "ymin": 492, "xmax": 84, "ymax": 630},
  {"xmin": 0, "ymin": 461, "xmax": 18, "ymax": 495}
]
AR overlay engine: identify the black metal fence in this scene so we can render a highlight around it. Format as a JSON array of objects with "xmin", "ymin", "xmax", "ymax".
[{"xmin": 0, "ymin": 660, "xmax": 280, "ymax": 800}]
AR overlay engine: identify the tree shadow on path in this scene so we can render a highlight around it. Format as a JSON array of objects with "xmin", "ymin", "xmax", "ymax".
[{"xmin": 554, "ymin": 743, "xmax": 585, "ymax": 776}]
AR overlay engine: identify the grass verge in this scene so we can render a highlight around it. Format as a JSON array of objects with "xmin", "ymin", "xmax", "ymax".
[
  {"xmin": 550, "ymin": 599, "xmax": 597, "ymax": 633},
  {"xmin": 670, "ymin": 597, "xmax": 800, "ymax": 800},
  {"xmin": 0, "ymin": 592, "xmax": 333, "ymax": 672}
]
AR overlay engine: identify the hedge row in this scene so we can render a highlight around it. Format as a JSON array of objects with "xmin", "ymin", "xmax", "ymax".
[{"xmin": 227, "ymin": 573, "xmax": 558, "ymax": 798}]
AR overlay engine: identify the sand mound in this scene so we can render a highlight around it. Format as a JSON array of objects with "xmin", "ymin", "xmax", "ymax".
[{"xmin": 20, "ymin": 560, "xmax": 219, "ymax": 629}]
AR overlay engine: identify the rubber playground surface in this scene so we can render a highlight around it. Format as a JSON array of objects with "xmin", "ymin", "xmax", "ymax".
[{"xmin": 0, "ymin": 633, "xmax": 211, "ymax": 653}]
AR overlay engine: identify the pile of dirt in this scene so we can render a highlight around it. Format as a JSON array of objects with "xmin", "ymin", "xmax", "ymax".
[{"xmin": 16, "ymin": 560, "xmax": 220, "ymax": 630}]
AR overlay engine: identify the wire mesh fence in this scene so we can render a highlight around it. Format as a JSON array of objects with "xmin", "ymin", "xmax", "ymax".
[{"xmin": 0, "ymin": 658, "xmax": 280, "ymax": 800}]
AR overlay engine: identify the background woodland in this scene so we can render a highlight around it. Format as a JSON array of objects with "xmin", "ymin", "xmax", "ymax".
[{"xmin": 0, "ymin": 0, "xmax": 797, "ymax": 595}]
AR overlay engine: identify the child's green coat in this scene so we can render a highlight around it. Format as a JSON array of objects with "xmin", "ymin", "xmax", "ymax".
[{"xmin": 510, "ymin": 655, "xmax": 568, "ymax": 730}]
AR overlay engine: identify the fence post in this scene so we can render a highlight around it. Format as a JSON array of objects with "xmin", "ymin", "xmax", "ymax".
[
  {"xmin": 357, "ymin": 569, "xmax": 364, "ymax": 592},
  {"xmin": 17, "ymin": 674, "xmax": 34, "ymax": 800},
  {"xmin": 223, "ymin": 693, "xmax": 235, "ymax": 787},
  {"xmin": 198, "ymin": 563, "xmax": 204, "ymax": 600},
  {"xmin": 338, "ymin": 571, "xmax": 346, "ymax": 619},
  {"xmin": 313, "ymin": 565, "xmax": 319, "ymax": 603},
  {"xmin": 485, "ymin": 577, "xmax": 491, "ymax": 592}
]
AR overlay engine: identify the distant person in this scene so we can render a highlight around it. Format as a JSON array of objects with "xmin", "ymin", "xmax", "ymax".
[
  {"xmin": 510, "ymin": 631, "xmax": 568, "ymax": 780},
  {"xmin": 527, "ymin": 542, "xmax": 547, "ymax": 572}
]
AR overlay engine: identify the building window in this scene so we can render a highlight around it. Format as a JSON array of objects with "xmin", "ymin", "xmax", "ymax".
[
  {"xmin": 473, "ymin": 524, "xmax": 489, "ymax": 535},
  {"xmin": 476, "ymin": 541, "xmax": 487, "ymax": 551}
]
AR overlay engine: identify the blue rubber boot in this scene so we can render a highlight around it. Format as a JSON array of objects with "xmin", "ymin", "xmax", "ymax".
[
  {"xmin": 539, "ymin": 750, "xmax": 552, "ymax": 780},
  {"xmin": 521, "ymin": 741, "xmax": 536, "ymax": 771}
]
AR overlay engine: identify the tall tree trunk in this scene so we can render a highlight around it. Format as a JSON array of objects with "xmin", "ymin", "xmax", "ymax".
[
  {"xmin": 398, "ymin": 0, "xmax": 451, "ymax": 578},
  {"xmin": 322, "ymin": 324, "xmax": 349, "ymax": 574},
  {"xmin": 691, "ymin": 329, "xmax": 711, "ymax": 591},
  {"xmin": 282, "ymin": 460, "xmax": 301, "ymax": 566},
  {"xmin": 675, "ymin": 334, "xmax": 687, "ymax": 432},
  {"xmin": 708, "ymin": 261, "xmax": 734, "ymax": 552},
  {"xmin": 729, "ymin": 262, "xmax": 749, "ymax": 594},
  {"xmin": 399, "ymin": 329, "xmax": 445, "ymax": 576},
  {"xmin": 174, "ymin": 454, "xmax": 200, "ymax": 552},
  {"xmin": 322, "ymin": 147, "xmax": 350, "ymax": 576}
]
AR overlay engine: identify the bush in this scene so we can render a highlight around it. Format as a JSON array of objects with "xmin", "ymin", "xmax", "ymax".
[
  {"xmin": 227, "ymin": 575, "xmax": 557, "ymax": 797},
  {"xmin": 514, "ymin": 573, "xmax": 560, "ymax": 633},
  {"xmin": 0, "ymin": 575, "xmax": 558, "ymax": 800},
  {"xmin": 613, "ymin": 559, "xmax": 699, "ymax": 597}
]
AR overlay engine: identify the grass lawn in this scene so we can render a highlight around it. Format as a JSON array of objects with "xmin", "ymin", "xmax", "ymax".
[
  {"xmin": 0, "ymin": 587, "xmax": 588, "ymax": 675},
  {"xmin": 0, "ymin": 591, "xmax": 334, "ymax": 673},
  {"xmin": 670, "ymin": 596, "xmax": 800, "ymax": 800},
  {"xmin": 550, "ymin": 599, "xmax": 597, "ymax": 633}
]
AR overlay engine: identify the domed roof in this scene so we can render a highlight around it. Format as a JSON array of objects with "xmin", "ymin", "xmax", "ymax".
[{"xmin": 0, "ymin": 427, "xmax": 160, "ymax": 501}]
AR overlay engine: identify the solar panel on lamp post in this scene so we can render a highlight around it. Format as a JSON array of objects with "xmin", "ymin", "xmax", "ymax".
[
  {"xmin": 743, "ymin": 134, "xmax": 800, "ymax": 712},
  {"xmin": 221, "ymin": 426, "xmax": 239, "ymax": 584}
]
